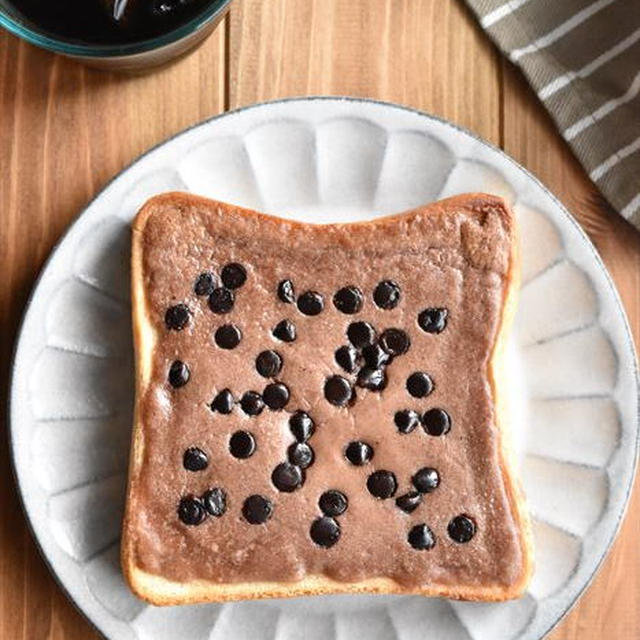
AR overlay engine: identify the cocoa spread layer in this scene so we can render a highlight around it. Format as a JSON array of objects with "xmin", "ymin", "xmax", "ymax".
[{"xmin": 126, "ymin": 192, "xmax": 524, "ymax": 589}]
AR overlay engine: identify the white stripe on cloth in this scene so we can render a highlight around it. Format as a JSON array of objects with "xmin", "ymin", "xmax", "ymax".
[
  {"xmin": 509, "ymin": 0, "xmax": 617, "ymax": 62},
  {"xmin": 481, "ymin": 0, "xmax": 532, "ymax": 28},
  {"xmin": 539, "ymin": 26, "xmax": 640, "ymax": 100},
  {"xmin": 621, "ymin": 193, "xmax": 640, "ymax": 219},
  {"xmin": 565, "ymin": 70, "xmax": 640, "ymax": 140},
  {"xmin": 590, "ymin": 135, "xmax": 640, "ymax": 181}
]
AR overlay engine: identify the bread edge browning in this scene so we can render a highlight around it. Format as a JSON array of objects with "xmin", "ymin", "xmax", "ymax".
[{"xmin": 121, "ymin": 192, "xmax": 533, "ymax": 605}]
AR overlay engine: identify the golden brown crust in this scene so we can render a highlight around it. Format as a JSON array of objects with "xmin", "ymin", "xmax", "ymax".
[{"xmin": 122, "ymin": 192, "xmax": 532, "ymax": 605}]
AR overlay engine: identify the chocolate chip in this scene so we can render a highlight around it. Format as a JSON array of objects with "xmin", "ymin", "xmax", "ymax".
[
  {"xmin": 373, "ymin": 280, "xmax": 401, "ymax": 310},
  {"xmin": 278, "ymin": 279, "xmax": 295, "ymax": 303},
  {"xmin": 240, "ymin": 391, "xmax": 264, "ymax": 416},
  {"xmin": 333, "ymin": 286, "xmax": 363, "ymax": 314},
  {"xmin": 289, "ymin": 411, "xmax": 315, "ymax": 442},
  {"xmin": 362, "ymin": 343, "xmax": 391, "ymax": 368},
  {"xmin": 263, "ymin": 382, "xmax": 290, "ymax": 410},
  {"xmin": 422, "ymin": 408, "xmax": 451, "ymax": 436},
  {"xmin": 406, "ymin": 372, "xmax": 434, "ymax": 398},
  {"xmin": 344, "ymin": 441, "xmax": 373, "ymax": 465},
  {"xmin": 412, "ymin": 467, "xmax": 440, "ymax": 493},
  {"xmin": 194, "ymin": 272, "xmax": 216, "ymax": 296},
  {"xmin": 319, "ymin": 490, "xmax": 348, "ymax": 517},
  {"xmin": 324, "ymin": 375, "xmax": 354, "ymax": 406},
  {"xmin": 272, "ymin": 462, "xmax": 304, "ymax": 492},
  {"xmin": 367, "ymin": 470, "xmax": 397, "ymax": 499},
  {"xmin": 288, "ymin": 442, "xmax": 314, "ymax": 469},
  {"xmin": 178, "ymin": 495, "xmax": 206, "ymax": 525},
  {"xmin": 335, "ymin": 345, "xmax": 361, "ymax": 373},
  {"xmin": 229, "ymin": 430, "xmax": 256, "ymax": 459},
  {"xmin": 394, "ymin": 409, "xmax": 421, "ymax": 434},
  {"xmin": 201, "ymin": 488, "xmax": 226, "ymax": 517},
  {"xmin": 272, "ymin": 319, "xmax": 296, "ymax": 342},
  {"xmin": 310, "ymin": 516, "xmax": 341, "ymax": 548},
  {"xmin": 448, "ymin": 514, "xmax": 476, "ymax": 543},
  {"xmin": 165, "ymin": 304, "xmax": 190, "ymax": 330},
  {"xmin": 209, "ymin": 287, "xmax": 234, "ymax": 314},
  {"xmin": 168, "ymin": 360, "xmax": 190, "ymax": 388},
  {"xmin": 211, "ymin": 388, "xmax": 234, "ymax": 414},
  {"xmin": 379, "ymin": 328, "xmax": 410, "ymax": 356},
  {"xmin": 356, "ymin": 367, "xmax": 387, "ymax": 391},
  {"xmin": 256, "ymin": 350, "xmax": 283, "ymax": 378},
  {"xmin": 214, "ymin": 324, "xmax": 242, "ymax": 349},
  {"xmin": 347, "ymin": 321, "xmax": 376, "ymax": 349},
  {"xmin": 396, "ymin": 491, "xmax": 422, "ymax": 513},
  {"xmin": 183, "ymin": 447, "xmax": 208, "ymax": 472},
  {"xmin": 221, "ymin": 262, "xmax": 247, "ymax": 289},
  {"xmin": 242, "ymin": 495, "xmax": 273, "ymax": 524},
  {"xmin": 418, "ymin": 307, "xmax": 448, "ymax": 334},
  {"xmin": 408, "ymin": 523, "xmax": 436, "ymax": 550},
  {"xmin": 297, "ymin": 291, "xmax": 324, "ymax": 316}
]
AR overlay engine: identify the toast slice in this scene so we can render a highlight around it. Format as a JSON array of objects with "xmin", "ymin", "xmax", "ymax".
[{"xmin": 122, "ymin": 192, "xmax": 532, "ymax": 605}]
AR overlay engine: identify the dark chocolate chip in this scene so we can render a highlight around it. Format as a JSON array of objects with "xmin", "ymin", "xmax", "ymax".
[
  {"xmin": 394, "ymin": 409, "xmax": 421, "ymax": 434},
  {"xmin": 344, "ymin": 441, "xmax": 373, "ymax": 466},
  {"xmin": 379, "ymin": 328, "xmax": 410, "ymax": 356},
  {"xmin": 194, "ymin": 272, "xmax": 216, "ymax": 296},
  {"xmin": 242, "ymin": 494, "xmax": 273, "ymax": 524},
  {"xmin": 396, "ymin": 491, "xmax": 422, "ymax": 514},
  {"xmin": 178, "ymin": 495, "xmax": 206, "ymax": 525},
  {"xmin": 214, "ymin": 324, "xmax": 242, "ymax": 349},
  {"xmin": 289, "ymin": 411, "xmax": 315, "ymax": 442},
  {"xmin": 201, "ymin": 488, "xmax": 227, "ymax": 517},
  {"xmin": 168, "ymin": 360, "xmax": 190, "ymax": 388},
  {"xmin": 448, "ymin": 514, "xmax": 476, "ymax": 543},
  {"xmin": 412, "ymin": 467, "xmax": 440, "ymax": 493},
  {"xmin": 256, "ymin": 350, "xmax": 283, "ymax": 378},
  {"xmin": 165, "ymin": 303, "xmax": 190, "ymax": 330},
  {"xmin": 324, "ymin": 375, "xmax": 354, "ymax": 406},
  {"xmin": 297, "ymin": 291, "xmax": 324, "ymax": 316},
  {"xmin": 278, "ymin": 279, "xmax": 296, "ymax": 303},
  {"xmin": 356, "ymin": 367, "xmax": 387, "ymax": 391},
  {"xmin": 208, "ymin": 287, "xmax": 234, "ymax": 314},
  {"xmin": 263, "ymin": 382, "xmax": 290, "ymax": 410},
  {"xmin": 362, "ymin": 343, "xmax": 391, "ymax": 369},
  {"xmin": 406, "ymin": 372, "xmax": 434, "ymax": 398},
  {"xmin": 373, "ymin": 280, "xmax": 401, "ymax": 310},
  {"xmin": 333, "ymin": 286, "xmax": 363, "ymax": 315},
  {"xmin": 408, "ymin": 523, "xmax": 436, "ymax": 550},
  {"xmin": 310, "ymin": 516, "xmax": 341, "ymax": 548},
  {"xmin": 211, "ymin": 388, "xmax": 234, "ymax": 414},
  {"xmin": 240, "ymin": 391, "xmax": 264, "ymax": 416},
  {"xmin": 367, "ymin": 470, "xmax": 397, "ymax": 499},
  {"xmin": 335, "ymin": 345, "xmax": 361, "ymax": 373},
  {"xmin": 319, "ymin": 490, "xmax": 348, "ymax": 517},
  {"xmin": 183, "ymin": 447, "xmax": 208, "ymax": 472},
  {"xmin": 272, "ymin": 462, "xmax": 305, "ymax": 492},
  {"xmin": 229, "ymin": 430, "xmax": 256, "ymax": 459},
  {"xmin": 422, "ymin": 408, "xmax": 451, "ymax": 436},
  {"xmin": 221, "ymin": 262, "xmax": 247, "ymax": 289},
  {"xmin": 347, "ymin": 321, "xmax": 376, "ymax": 349},
  {"xmin": 418, "ymin": 307, "xmax": 448, "ymax": 334},
  {"xmin": 272, "ymin": 319, "xmax": 297, "ymax": 342},
  {"xmin": 288, "ymin": 442, "xmax": 314, "ymax": 469}
]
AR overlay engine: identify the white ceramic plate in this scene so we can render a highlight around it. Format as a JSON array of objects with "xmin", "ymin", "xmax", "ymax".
[{"xmin": 10, "ymin": 98, "xmax": 639, "ymax": 640}]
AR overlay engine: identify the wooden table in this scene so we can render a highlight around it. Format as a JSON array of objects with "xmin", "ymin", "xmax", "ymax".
[{"xmin": 1, "ymin": 1, "xmax": 638, "ymax": 638}]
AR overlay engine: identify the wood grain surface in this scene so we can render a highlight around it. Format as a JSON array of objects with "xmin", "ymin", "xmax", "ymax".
[{"xmin": 0, "ymin": 1, "xmax": 638, "ymax": 638}]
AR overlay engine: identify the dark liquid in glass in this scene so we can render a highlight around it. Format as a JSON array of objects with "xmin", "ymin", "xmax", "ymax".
[{"xmin": 6, "ymin": 0, "xmax": 213, "ymax": 45}]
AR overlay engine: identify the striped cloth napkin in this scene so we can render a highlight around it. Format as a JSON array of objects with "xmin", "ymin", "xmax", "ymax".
[{"xmin": 464, "ymin": 0, "xmax": 640, "ymax": 226}]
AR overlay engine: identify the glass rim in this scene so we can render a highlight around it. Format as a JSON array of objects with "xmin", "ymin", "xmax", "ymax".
[{"xmin": 0, "ymin": 0, "xmax": 231, "ymax": 58}]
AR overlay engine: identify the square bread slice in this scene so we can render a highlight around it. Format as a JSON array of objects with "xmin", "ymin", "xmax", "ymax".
[{"xmin": 122, "ymin": 192, "xmax": 532, "ymax": 605}]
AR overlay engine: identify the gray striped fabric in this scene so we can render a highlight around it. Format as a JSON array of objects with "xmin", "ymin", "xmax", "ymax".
[{"xmin": 464, "ymin": 0, "xmax": 640, "ymax": 226}]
